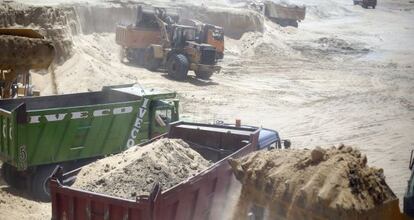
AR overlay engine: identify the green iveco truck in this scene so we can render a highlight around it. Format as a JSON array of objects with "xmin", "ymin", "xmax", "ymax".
[{"xmin": 0, "ymin": 84, "xmax": 179, "ymax": 201}]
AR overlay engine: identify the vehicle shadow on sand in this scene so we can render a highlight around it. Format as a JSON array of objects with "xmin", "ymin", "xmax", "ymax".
[
  {"xmin": 161, "ymin": 74, "xmax": 219, "ymax": 86},
  {"xmin": 0, "ymin": 185, "xmax": 37, "ymax": 201}
]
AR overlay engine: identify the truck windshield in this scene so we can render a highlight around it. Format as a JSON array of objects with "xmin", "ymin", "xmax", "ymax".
[
  {"xmin": 155, "ymin": 108, "xmax": 172, "ymax": 127},
  {"xmin": 212, "ymin": 29, "xmax": 224, "ymax": 40},
  {"xmin": 183, "ymin": 29, "xmax": 196, "ymax": 41}
]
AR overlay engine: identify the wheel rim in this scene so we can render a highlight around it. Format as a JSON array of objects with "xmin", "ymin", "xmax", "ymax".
[{"xmin": 43, "ymin": 178, "xmax": 50, "ymax": 197}]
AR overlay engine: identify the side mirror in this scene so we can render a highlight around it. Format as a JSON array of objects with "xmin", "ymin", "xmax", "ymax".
[{"xmin": 410, "ymin": 150, "xmax": 414, "ymax": 170}]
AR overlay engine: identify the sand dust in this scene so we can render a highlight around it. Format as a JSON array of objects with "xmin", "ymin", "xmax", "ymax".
[
  {"xmin": 72, "ymin": 138, "xmax": 211, "ymax": 200},
  {"xmin": 229, "ymin": 145, "xmax": 401, "ymax": 220}
]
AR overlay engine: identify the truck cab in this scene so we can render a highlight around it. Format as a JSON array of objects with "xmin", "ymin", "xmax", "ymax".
[{"xmin": 105, "ymin": 84, "xmax": 179, "ymax": 142}]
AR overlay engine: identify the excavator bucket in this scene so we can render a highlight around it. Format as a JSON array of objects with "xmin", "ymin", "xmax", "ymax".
[
  {"xmin": 0, "ymin": 28, "xmax": 55, "ymax": 70},
  {"xmin": 0, "ymin": 28, "xmax": 55, "ymax": 98},
  {"xmin": 135, "ymin": 6, "xmax": 179, "ymax": 27},
  {"xmin": 0, "ymin": 28, "xmax": 45, "ymax": 39}
]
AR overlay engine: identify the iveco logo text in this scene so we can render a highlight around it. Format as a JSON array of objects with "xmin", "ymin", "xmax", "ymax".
[
  {"xmin": 29, "ymin": 106, "xmax": 134, "ymax": 124},
  {"xmin": 126, "ymin": 98, "xmax": 149, "ymax": 148}
]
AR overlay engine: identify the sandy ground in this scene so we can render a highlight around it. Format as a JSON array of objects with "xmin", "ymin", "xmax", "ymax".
[{"xmin": 1, "ymin": 0, "xmax": 414, "ymax": 219}]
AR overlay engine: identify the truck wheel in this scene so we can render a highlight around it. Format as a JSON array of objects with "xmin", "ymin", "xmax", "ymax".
[
  {"xmin": 1, "ymin": 163, "xmax": 13, "ymax": 186},
  {"xmin": 144, "ymin": 47, "xmax": 161, "ymax": 71},
  {"xmin": 126, "ymin": 48, "xmax": 135, "ymax": 63},
  {"xmin": 290, "ymin": 20, "xmax": 299, "ymax": 28},
  {"xmin": 31, "ymin": 165, "xmax": 57, "ymax": 202},
  {"xmin": 195, "ymin": 70, "xmax": 213, "ymax": 80},
  {"xmin": 135, "ymin": 49, "xmax": 145, "ymax": 66},
  {"xmin": 167, "ymin": 54, "xmax": 189, "ymax": 81}
]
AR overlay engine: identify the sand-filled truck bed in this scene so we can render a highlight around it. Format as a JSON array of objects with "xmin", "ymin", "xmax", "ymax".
[{"xmin": 50, "ymin": 121, "xmax": 282, "ymax": 220}]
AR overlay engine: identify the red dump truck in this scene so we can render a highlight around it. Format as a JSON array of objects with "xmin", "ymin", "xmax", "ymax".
[{"xmin": 50, "ymin": 121, "xmax": 287, "ymax": 220}]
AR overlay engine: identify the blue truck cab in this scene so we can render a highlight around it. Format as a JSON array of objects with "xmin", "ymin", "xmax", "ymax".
[{"xmin": 405, "ymin": 150, "xmax": 414, "ymax": 217}]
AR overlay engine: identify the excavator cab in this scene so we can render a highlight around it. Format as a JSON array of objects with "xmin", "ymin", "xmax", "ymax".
[
  {"xmin": 202, "ymin": 24, "xmax": 224, "ymax": 59},
  {"xmin": 170, "ymin": 25, "xmax": 197, "ymax": 49}
]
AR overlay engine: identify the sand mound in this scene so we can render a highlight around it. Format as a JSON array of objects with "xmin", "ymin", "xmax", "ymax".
[
  {"xmin": 229, "ymin": 145, "xmax": 401, "ymax": 219},
  {"xmin": 73, "ymin": 138, "xmax": 211, "ymax": 200}
]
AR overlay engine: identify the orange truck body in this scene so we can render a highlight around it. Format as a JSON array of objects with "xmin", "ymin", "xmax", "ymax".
[
  {"xmin": 207, "ymin": 29, "xmax": 224, "ymax": 56},
  {"xmin": 115, "ymin": 25, "xmax": 161, "ymax": 49}
]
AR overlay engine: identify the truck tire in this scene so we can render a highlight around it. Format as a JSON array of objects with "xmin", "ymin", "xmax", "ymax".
[
  {"xmin": 290, "ymin": 20, "xmax": 299, "ymax": 28},
  {"xmin": 195, "ymin": 70, "xmax": 213, "ymax": 80},
  {"xmin": 144, "ymin": 47, "xmax": 161, "ymax": 71},
  {"xmin": 31, "ymin": 165, "xmax": 57, "ymax": 202},
  {"xmin": 167, "ymin": 54, "xmax": 189, "ymax": 81},
  {"xmin": 126, "ymin": 48, "xmax": 135, "ymax": 63},
  {"xmin": 1, "ymin": 163, "xmax": 13, "ymax": 186}
]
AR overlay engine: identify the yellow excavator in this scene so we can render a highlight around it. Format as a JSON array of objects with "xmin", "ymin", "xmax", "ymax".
[{"xmin": 0, "ymin": 28, "xmax": 55, "ymax": 99}]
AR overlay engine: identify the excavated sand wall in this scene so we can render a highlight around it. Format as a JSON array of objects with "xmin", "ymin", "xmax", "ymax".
[
  {"xmin": 73, "ymin": 5, "xmax": 137, "ymax": 34},
  {"xmin": 0, "ymin": 2, "xmax": 264, "ymax": 64},
  {"xmin": 179, "ymin": 5, "xmax": 264, "ymax": 39}
]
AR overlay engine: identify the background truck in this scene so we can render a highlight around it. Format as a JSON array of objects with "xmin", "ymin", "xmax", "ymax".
[
  {"xmin": 263, "ymin": 1, "xmax": 306, "ymax": 28},
  {"xmin": 116, "ymin": 6, "xmax": 222, "ymax": 80},
  {"xmin": 353, "ymin": 0, "xmax": 377, "ymax": 9},
  {"xmin": 50, "ymin": 121, "xmax": 287, "ymax": 220},
  {"xmin": 0, "ymin": 84, "xmax": 179, "ymax": 201}
]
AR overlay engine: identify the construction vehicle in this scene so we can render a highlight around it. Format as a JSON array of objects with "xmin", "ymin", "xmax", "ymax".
[
  {"xmin": 180, "ymin": 19, "xmax": 225, "ymax": 59},
  {"xmin": 0, "ymin": 84, "xmax": 179, "ymax": 201},
  {"xmin": 116, "ymin": 6, "xmax": 221, "ymax": 80},
  {"xmin": 0, "ymin": 28, "xmax": 55, "ymax": 98},
  {"xmin": 50, "ymin": 121, "xmax": 288, "ymax": 220},
  {"xmin": 353, "ymin": 0, "xmax": 377, "ymax": 9},
  {"xmin": 404, "ymin": 149, "xmax": 414, "ymax": 217},
  {"xmin": 263, "ymin": 1, "xmax": 306, "ymax": 28}
]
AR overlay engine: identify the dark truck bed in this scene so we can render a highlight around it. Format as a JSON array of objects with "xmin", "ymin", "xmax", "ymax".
[{"xmin": 50, "ymin": 121, "xmax": 279, "ymax": 220}]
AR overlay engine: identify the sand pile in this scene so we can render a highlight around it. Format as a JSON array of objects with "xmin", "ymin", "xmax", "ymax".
[
  {"xmin": 229, "ymin": 145, "xmax": 401, "ymax": 220},
  {"xmin": 73, "ymin": 138, "xmax": 211, "ymax": 200}
]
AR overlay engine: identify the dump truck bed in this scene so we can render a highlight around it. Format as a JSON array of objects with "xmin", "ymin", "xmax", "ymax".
[
  {"xmin": 0, "ymin": 86, "xmax": 176, "ymax": 170},
  {"xmin": 115, "ymin": 25, "xmax": 161, "ymax": 48},
  {"xmin": 50, "ymin": 121, "xmax": 266, "ymax": 220},
  {"xmin": 264, "ymin": 2, "xmax": 306, "ymax": 20}
]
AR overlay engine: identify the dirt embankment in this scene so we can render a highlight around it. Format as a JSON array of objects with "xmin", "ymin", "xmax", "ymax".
[
  {"xmin": 179, "ymin": 5, "xmax": 263, "ymax": 39},
  {"xmin": 73, "ymin": 138, "xmax": 211, "ymax": 200},
  {"xmin": 229, "ymin": 145, "xmax": 402, "ymax": 220}
]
